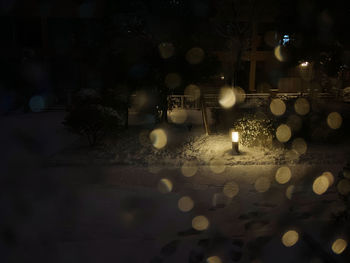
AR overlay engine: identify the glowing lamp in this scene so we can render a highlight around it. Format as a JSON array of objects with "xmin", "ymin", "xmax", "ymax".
[
  {"xmin": 231, "ymin": 130, "xmax": 239, "ymax": 155},
  {"xmin": 301, "ymin": 61, "xmax": 309, "ymax": 67}
]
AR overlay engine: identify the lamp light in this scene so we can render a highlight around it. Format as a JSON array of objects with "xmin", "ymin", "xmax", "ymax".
[{"xmin": 231, "ymin": 130, "xmax": 239, "ymax": 155}]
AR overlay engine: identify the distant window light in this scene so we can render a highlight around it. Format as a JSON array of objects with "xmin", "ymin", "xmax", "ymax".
[{"xmin": 282, "ymin": 35, "xmax": 290, "ymax": 46}]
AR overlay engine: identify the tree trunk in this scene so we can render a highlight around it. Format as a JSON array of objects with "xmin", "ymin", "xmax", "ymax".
[{"xmin": 201, "ymin": 97, "xmax": 210, "ymax": 135}]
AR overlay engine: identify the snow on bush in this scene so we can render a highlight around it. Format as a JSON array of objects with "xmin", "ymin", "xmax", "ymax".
[{"xmin": 233, "ymin": 114, "xmax": 275, "ymax": 147}]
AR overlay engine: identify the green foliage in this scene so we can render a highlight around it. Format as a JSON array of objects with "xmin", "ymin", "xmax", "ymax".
[
  {"xmin": 233, "ymin": 113, "xmax": 275, "ymax": 147},
  {"xmin": 63, "ymin": 88, "xmax": 125, "ymax": 146}
]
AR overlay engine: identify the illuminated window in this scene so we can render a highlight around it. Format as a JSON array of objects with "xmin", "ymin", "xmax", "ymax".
[{"xmin": 282, "ymin": 35, "xmax": 290, "ymax": 45}]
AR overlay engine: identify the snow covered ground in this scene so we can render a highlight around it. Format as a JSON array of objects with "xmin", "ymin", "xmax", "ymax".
[
  {"xmin": 49, "ymin": 124, "xmax": 349, "ymax": 169},
  {"xmin": 1, "ymin": 112, "xmax": 349, "ymax": 262}
]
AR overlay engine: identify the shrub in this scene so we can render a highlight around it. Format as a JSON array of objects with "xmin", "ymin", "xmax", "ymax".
[
  {"xmin": 63, "ymin": 88, "xmax": 125, "ymax": 146},
  {"xmin": 233, "ymin": 113, "xmax": 275, "ymax": 147}
]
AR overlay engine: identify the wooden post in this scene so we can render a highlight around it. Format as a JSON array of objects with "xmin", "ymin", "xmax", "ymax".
[{"xmin": 201, "ymin": 97, "xmax": 210, "ymax": 135}]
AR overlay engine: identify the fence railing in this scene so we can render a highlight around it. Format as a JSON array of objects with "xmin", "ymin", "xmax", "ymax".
[
  {"xmin": 167, "ymin": 92, "xmax": 339, "ymax": 110},
  {"xmin": 130, "ymin": 91, "xmax": 345, "ymax": 111}
]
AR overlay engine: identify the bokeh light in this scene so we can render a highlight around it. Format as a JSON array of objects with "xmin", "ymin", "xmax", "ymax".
[
  {"xmin": 282, "ymin": 230, "xmax": 299, "ymax": 247},
  {"xmin": 312, "ymin": 175, "xmax": 329, "ymax": 195},
  {"xmin": 343, "ymin": 168, "xmax": 350, "ymax": 179},
  {"xmin": 149, "ymin": 129, "xmax": 167, "ymax": 149},
  {"xmin": 181, "ymin": 160, "xmax": 198, "ymax": 177},
  {"xmin": 158, "ymin": 178, "xmax": 173, "ymax": 194},
  {"xmin": 285, "ymin": 149, "xmax": 300, "ymax": 163},
  {"xmin": 337, "ymin": 179, "xmax": 350, "ymax": 195},
  {"xmin": 275, "ymin": 167, "xmax": 292, "ymax": 184},
  {"xmin": 274, "ymin": 45, "xmax": 285, "ymax": 62},
  {"xmin": 192, "ymin": 215, "xmax": 209, "ymax": 231},
  {"xmin": 286, "ymin": 185, "xmax": 295, "ymax": 200},
  {"xmin": 29, "ymin": 95, "xmax": 46, "ymax": 112},
  {"xmin": 178, "ymin": 196, "xmax": 194, "ymax": 212},
  {"xmin": 207, "ymin": 256, "xmax": 222, "ymax": 263},
  {"xmin": 327, "ymin": 112, "xmax": 342, "ymax": 129},
  {"xmin": 223, "ymin": 181, "xmax": 239, "ymax": 198},
  {"xmin": 219, "ymin": 86, "xmax": 236, "ymax": 109},
  {"xmin": 233, "ymin": 86, "xmax": 246, "ymax": 104},
  {"xmin": 292, "ymin": 138, "xmax": 307, "ymax": 155},
  {"xmin": 158, "ymin": 42, "xmax": 175, "ymax": 59},
  {"xmin": 169, "ymin": 109, "xmax": 188, "ymax": 124},
  {"xmin": 276, "ymin": 124, "xmax": 292, "ymax": 143},
  {"xmin": 165, "ymin": 73, "xmax": 182, "ymax": 89},
  {"xmin": 186, "ymin": 47, "xmax": 205, "ymax": 64},
  {"xmin": 255, "ymin": 177, "xmax": 271, "ymax": 193},
  {"xmin": 209, "ymin": 159, "xmax": 226, "ymax": 174},
  {"xmin": 331, "ymin": 238, "xmax": 347, "ymax": 254},
  {"xmin": 270, "ymin": 98, "xmax": 286, "ymax": 116},
  {"xmin": 287, "ymin": 114, "xmax": 303, "ymax": 132},
  {"xmin": 322, "ymin": 171, "xmax": 334, "ymax": 186},
  {"xmin": 184, "ymin": 84, "xmax": 201, "ymax": 101},
  {"xmin": 294, "ymin": 98, "xmax": 310, "ymax": 116}
]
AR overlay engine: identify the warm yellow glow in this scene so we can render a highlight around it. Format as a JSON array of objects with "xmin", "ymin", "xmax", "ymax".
[
  {"xmin": 158, "ymin": 178, "xmax": 173, "ymax": 193},
  {"xmin": 220, "ymin": 75, "xmax": 225, "ymax": 80},
  {"xmin": 169, "ymin": 109, "xmax": 187, "ymax": 124},
  {"xmin": 270, "ymin": 98, "xmax": 286, "ymax": 116},
  {"xmin": 301, "ymin": 61, "xmax": 309, "ymax": 67},
  {"xmin": 165, "ymin": 73, "xmax": 182, "ymax": 89},
  {"xmin": 219, "ymin": 86, "xmax": 236, "ymax": 109},
  {"xmin": 327, "ymin": 112, "xmax": 342, "ymax": 129},
  {"xmin": 233, "ymin": 86, "xmax": 246, "ymax": 104},
  {"xmin": 254, "ymin": 177, "xmax": 271, "ymax": 193},
  {"xmin": 178, "ymin": 196, "xmax": 194, "ymax": 212},
  {"xmin": 210, "ymin": 159, "xmax": 225, "ymax": 174},
  {"xmin": 337, "ymin": 179, "xmax": 350, "ymax": 195},
  {"xmin": 181, "ymin": 160, "xmax": 198, "ymax": 177},
  {"xmin": 223, "ymin": 181, "xmax": 239, "ymax": 198},
  {"xmin": 275, "ymin": 167, "xmax": 292, "ymax": 184},
  {"xmin": 192, "ymin": 215, "xmax": 209, "ymax": 231},
  {"xmin": 332, "ymin": 239, "xmax": 347, "ymax": 254},
  {"xmin": 186, "ymin": 47, "xmax": 205, "ymax": 64},
  {"xmin": 207, "ymin": 256, "xmax": 222, "ymax": 263},
  {"xmin": 286, "ymin": 185, "xmax": 295, "ymax": 200},
  {"xmin": 158, "ymin": 42, "xmax": 175, "ymax": 59},
  {"xmin": 232, "ymin": 131, "xmax": 239, "ymax": 142},
  {"xmin": 292, "ymin": 138, "xmax": 307, "ymax": 155},
  {"xmin": 274, "ymin": 45, "xmax": 284, "ymax": 62},
  {"xmin": 294, "ymin": 98, "xmax": 310, "ymax": 116},
  {"xmin": 322, "ymin": 171, "xmax": 334, "ymax": 186},
  {"xmin": 184, "ymin": 84, "xmax": 201, "ymax": 101},
  {"xmin": 312, "ymin": 175, "xmax": 329, "ymax": 195},
  {"xmin": 276, "ymin": 124, "xmax": 292, "ymax": 143},
  {"xmin": 282, "ymin": 230, "xmax": 299, "ymax": 247},
  {"xmin": 149, "ymin": 129, "xmax": 167, "ymax": 149}
]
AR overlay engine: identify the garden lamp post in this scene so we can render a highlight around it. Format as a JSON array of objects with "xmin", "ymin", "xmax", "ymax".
[{"xmin": 231, "ymin": 130, "xmax": 239, "ymax": 155}]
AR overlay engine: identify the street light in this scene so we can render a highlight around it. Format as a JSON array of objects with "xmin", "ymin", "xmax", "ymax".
[
  {"xmin": 231, "ymin": 130, "xmax": 239, "ymax": 155},
  {"xmin": 300, "ymin": 61, "xmax": 309, "ymax": 67}
]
